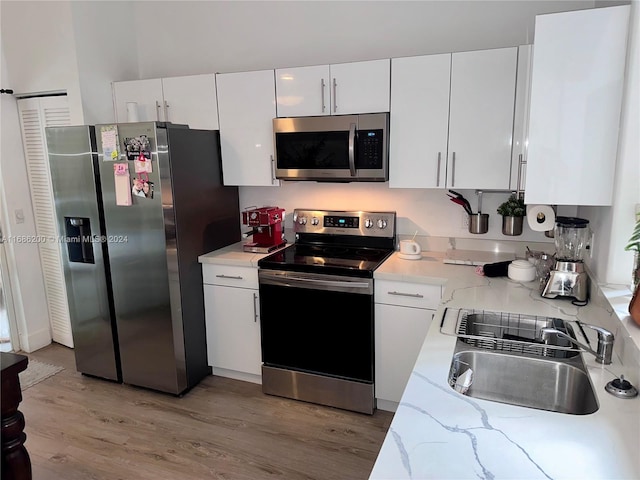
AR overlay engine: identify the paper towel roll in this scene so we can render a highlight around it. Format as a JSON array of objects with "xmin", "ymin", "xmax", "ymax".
[
  {"xmin": 126, "ymin": 102, "xmax": 139, "ymax": 123},
  {"xmin": 527, "ymin": 205, "xmax": 555, "ymax": 232}
]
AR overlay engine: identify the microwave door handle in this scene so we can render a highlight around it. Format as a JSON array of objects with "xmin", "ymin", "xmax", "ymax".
[{"xmin": 348, "ymin": 123, "xmax": 356, "ymax": 177}]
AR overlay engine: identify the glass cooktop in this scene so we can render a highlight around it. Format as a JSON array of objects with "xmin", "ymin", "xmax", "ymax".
[{"xmin": 257, "ymin": 243, "xmax": 394, "ymax": 278}]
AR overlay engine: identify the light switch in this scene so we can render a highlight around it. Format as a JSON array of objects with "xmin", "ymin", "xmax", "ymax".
[{"xmin": 15, "ymin": 209, "xmax": 24, "ymax": 224}]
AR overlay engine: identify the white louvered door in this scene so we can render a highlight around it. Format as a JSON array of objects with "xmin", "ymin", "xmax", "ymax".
[{"xmin": 17, "ymin": 96, "xmax": 74, "ymax": 347}]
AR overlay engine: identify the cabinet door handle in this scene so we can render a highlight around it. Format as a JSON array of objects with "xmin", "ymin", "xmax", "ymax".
[
  {"xmin": 388, "ymin": 291, "xmax": 424, "ymax": 298},
  {"xmin": 163, "ymin": 100, "xmax": 169, "ymax": 121},
  {"xmin": 321, "ymin": 78, "xmax": 326, "ymax": 113},
  {"xmin": 436, "ymin": 152, "xmax": 442, "ymax": 187},
  {"xmin": 516, "ymin": 153, "xmax": 527, "ymax": 197},
  {"xmin": 333, "ymin": 78, "xmax": 338, "ymax": 113},
  {"xmin": 270, "ymin": 155, "xmax": 277, "ymax": 184},
  {"xmin": 216, "ymin": 274, "xmax": 243, "ymax": 280},
  {"xmin": 253, "ymin": 293, "xmax": 258, "ymax": 323},
  {"xmin": 155, "ymin": 101, "xmax": 161, "ymax": 121},
  {"xmin": 451, "ymin": 152, "xmax": 456, "ymax": 187}
]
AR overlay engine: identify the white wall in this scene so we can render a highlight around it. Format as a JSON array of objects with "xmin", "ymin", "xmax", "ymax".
[
  {"xmin": 1, "ymin": 1, "xmax": 84, "ymax": 124},
  {"xmin": 70, "ymin": 0, "xmax": 138, "ymax": 124},
  {"xmin": 0, "ymin": 47, "xmax": 53, "ymax": 352},
  {"xmin": 133, "ymin": 1, "xmax": 595, "ymax": 78},
  {"xmin": 240, "ymin": 184, "xmax": 570, "ymax": 248}
]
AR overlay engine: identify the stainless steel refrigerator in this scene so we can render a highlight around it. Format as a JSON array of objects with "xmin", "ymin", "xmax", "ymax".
[{"xmin": 46, "ymin": 122, "xmax": 240, "ymax": 395}]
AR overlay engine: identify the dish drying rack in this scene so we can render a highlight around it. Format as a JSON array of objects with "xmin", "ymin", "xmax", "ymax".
[{"xmin": 454, "ymin": 309, "xmax": 580, "ymax": 359}]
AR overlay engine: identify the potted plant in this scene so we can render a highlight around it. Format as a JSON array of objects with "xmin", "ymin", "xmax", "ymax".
[
  {"xmin": 497, "ymin": 194, "xmax": 526, "ymax": 236},
  {"xmin": 625, "ymin": 212, "xmax": 640, "ymax": 290}
]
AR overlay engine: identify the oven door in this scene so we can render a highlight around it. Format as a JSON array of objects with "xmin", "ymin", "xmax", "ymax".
[{"xmin": 258, "ymin": 269, "xmax": 374, "ymax": 383}]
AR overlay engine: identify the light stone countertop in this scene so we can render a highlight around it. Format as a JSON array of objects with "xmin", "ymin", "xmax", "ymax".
[
  {"xmin": 370, "ymin": 252, "xmax": 640, "ymax": 480},
  {"xmin": 198, "ymin": 241, "xmax": 288, "ymax": 267}
]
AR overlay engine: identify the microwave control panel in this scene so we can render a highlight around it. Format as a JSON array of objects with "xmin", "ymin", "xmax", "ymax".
[{"xmin": 356, "ymin": 130, "xmax": 384, "ymax": 168}]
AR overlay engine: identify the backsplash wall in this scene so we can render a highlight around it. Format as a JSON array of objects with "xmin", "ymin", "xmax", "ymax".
[{"xmin": 239, "ymin": 182, "xmax": 578, "ymax": 252}]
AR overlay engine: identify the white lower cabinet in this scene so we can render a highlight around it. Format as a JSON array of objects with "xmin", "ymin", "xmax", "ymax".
[
  {"xmin": 203, "ymin": 264, "xmax": 262, "ymax": 384},
  {"xmin": 375, "ymin": 280, "xmax": 442, "ymax": 411}
]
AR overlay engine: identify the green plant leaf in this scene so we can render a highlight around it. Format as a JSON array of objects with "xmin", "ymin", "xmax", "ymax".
[
  {"xmin": 625, "ymin": 212, "xmax": 640, "ymax": 252},
  {"xmin": 497, "ymin": 194, "xmax": 526, "ymax": 217}
]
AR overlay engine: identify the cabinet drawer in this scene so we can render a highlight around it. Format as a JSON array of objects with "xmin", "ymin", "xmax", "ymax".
[
  {"xmin": 375, "ymin": 280, "xmax": 442, "ymax": 309},
  {"xmin": 202, "ymin": 264, "xmax": 258, "ymax": 289}
]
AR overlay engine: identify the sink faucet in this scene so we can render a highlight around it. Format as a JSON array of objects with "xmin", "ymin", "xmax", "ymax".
[{"xmin": 540, "ymin": 324, "xmax": 614, "ymax": 365}]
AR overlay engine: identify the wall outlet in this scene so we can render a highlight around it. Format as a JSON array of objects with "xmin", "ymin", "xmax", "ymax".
[
  {"xmin": 15, "ymin": 209, "xmax": 24, "ymax": 224},
  {"xmin": 461, "ymin": 211, "xmax": 470, "ymax": 229}
]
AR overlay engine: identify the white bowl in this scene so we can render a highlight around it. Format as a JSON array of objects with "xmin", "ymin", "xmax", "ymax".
[{"xmin": 508, "ymin": 260, "xmax": 536, "ymax": 282}]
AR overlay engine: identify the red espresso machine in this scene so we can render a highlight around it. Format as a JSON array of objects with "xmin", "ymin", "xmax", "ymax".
[{"xmin": 242, "ymin": 206, "xmax": 287, "ymax": 253}]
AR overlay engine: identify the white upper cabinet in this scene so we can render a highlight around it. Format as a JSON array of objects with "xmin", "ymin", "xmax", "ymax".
[
  {"xmin": 329, "ymin": 60, "xmax": 390, "ymax": 115},
  {"xmin": 216, "ymin": 69, "xmax": 279, "ymax": 187},
  {"xmin": 160, "ymin": 74, "xmax": 219, "ymax": 129},
  {"xmin": 448, "ymin": 47, "xmax": 518, "ymax": 190},
  {"xmin": 275, "ymin": 59, "xmax": 390, "ymax": 117},
  {"xmin": 112, "ymin": 74, "xmax": 219, "ymax": 129},
  {"xmin": 275, "ymin": 65, "xmax": 330, "ymax": 117},
  {"xmin": 389, "ymin": 54, "xmax": 451, "ymax": 188},
  {"xmin": 113, "ymin": 79, "xmax": 164, "ymax": 122},
  {"xmin": 525, "ymin": 5, "xmax": 630, "ymax": 206},
  {"xmin": 389, "ymin": 47, "xmax": 518, "ymax": 190},
  {"xmin": 510, "ymin": 45, "xmax": 533, "ymax": 193}
]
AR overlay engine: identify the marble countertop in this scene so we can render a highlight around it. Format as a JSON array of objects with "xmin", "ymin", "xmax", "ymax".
[
  {"xmin": 370, "ymin": 252, "xmax": 640, "ymax": 480},
  {"xmin": 198, "ymin": 241, "xmax": 287, "ymax": 267}
]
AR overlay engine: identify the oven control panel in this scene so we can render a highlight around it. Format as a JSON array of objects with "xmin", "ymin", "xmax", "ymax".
[{"xmin": 292, "ymin": 209, "xmax": 396, "ymax": 238}]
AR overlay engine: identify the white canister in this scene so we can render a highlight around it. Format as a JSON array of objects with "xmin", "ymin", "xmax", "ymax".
[{"xmin": 508, "ymin": 260, "xmax": 536, "ymax": 282}]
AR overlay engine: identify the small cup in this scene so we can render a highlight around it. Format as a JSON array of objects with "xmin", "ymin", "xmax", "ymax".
[
  {"xmin": 469, "ymin": 214, "xmax": 489, "ymax": 234},
  {"xmin": 399, "ymin": 240, "xmax": 421, "ymax": 255}
]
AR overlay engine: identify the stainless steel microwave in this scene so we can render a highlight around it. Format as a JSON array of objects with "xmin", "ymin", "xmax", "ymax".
[{"xmin": 273, "ymin": 113, "xmax": 389, "ymax": 182}]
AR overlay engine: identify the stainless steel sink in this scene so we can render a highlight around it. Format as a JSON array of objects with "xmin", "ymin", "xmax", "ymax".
[
  {"xmin": 445, "ymin": 309, "xmax": 599, "ymax": 415},
  {"xmin": 448, "ymin": 349, "xmax": 598, "ymax": 414}
]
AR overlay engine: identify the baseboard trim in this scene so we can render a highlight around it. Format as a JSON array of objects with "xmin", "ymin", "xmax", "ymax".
[
  {"xmin": 211, "ymin": 367, "xmax": 262, "ymax": 385},
  {"xmin": 19, "ymin": 327, "xmax": 52, "ymax": 353}
]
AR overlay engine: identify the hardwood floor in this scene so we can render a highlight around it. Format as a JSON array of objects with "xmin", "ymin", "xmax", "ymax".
[{"xmin": 19, "ymin": 344, "xmax": 393, "ymax": 480}]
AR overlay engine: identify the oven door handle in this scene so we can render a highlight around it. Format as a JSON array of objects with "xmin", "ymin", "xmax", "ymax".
[
  {"xmin": 259, "ymin": 270, "xmax": 372, "ymax": 294},
  {"xmin": 285, "ymin": 276, "xmax": 370, "ymax": 288}
]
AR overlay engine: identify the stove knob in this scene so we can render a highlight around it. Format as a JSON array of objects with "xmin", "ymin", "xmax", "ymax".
[
  {"xmin": 311, "ymin": 217, "xmax": 319, "ymax": 226},
  {"xmin": 377, "ymin": 218, "xmax": 387, "ymax": 229},
  {"xmin": 298, "ymin": 216, "xmax": 307, "ymax": 225},
  {"xmin": 364, "ymin": 218, "xmax": 374, "ymax": 229}
]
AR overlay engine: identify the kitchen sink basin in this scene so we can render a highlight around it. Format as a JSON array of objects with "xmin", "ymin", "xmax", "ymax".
[
  {"xmin": 445, "ymin": 308, "xmax": 599, "ymax": 414},
  {"xmin": 448, "ymin": 348, "xmax": 599, "ymax": 414}
]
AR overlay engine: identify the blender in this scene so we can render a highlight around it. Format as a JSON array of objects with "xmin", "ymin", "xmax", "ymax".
[{"xmin": 541, "ymin": 217, "xmax": 592, "ymax": 302}]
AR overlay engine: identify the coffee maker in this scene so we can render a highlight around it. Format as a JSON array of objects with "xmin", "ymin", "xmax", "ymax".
[
  {"xmin": 241, "ymin": 206, "xmax": 287, "ymax": 253},
  {"xmin": 541, "ymin": 216, "xmax": 591, "ymax": 302}
]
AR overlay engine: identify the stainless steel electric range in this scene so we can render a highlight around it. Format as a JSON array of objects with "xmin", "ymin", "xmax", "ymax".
[{"xmin": 257, "ymin": 209, "xmax": 396, "ymax": 414}]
